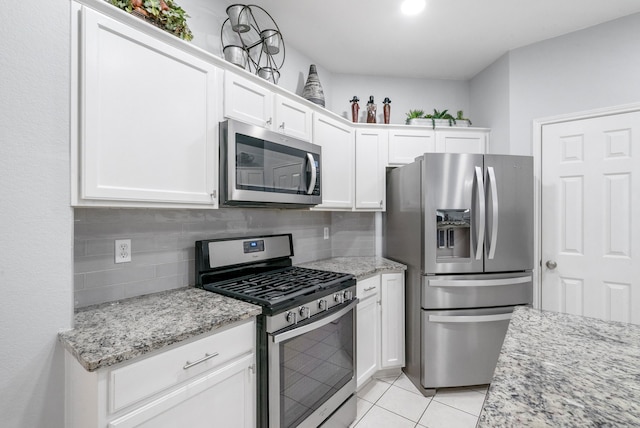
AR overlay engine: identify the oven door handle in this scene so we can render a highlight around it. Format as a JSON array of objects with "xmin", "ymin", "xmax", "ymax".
[{"xmin": 271, "ymin": 299, "xmax": 358, "ymax": 344}]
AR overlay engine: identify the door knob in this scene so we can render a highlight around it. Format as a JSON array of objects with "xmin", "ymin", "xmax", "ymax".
[{"xmin": 546, "ymin": 260, "xmax": 557, "ymax": 269}]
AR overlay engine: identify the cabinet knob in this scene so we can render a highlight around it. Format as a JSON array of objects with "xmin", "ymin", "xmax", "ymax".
[
  {"xmin": 279, "ymin": 122, "xmax": 285, "ymax": 129},
  {"xmin": 266, "ymin": 117, "xmax": 272, "ymax": 125}
]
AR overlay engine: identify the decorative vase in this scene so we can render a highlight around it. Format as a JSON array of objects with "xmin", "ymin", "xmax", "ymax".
[
  {"xmin": 366, "ymin": 95, "xmax": 377, "ymax": 123},
  {"xmin": 350, "ymin": 96, "xmax": 360, "ymax": 123},
  {"xmin": 302, "ymin": 64, "xmax": 325, "ymax": 107},
  {"xmin": 383, "ymin": 97, "xmax": 391, "ymax": 124}
]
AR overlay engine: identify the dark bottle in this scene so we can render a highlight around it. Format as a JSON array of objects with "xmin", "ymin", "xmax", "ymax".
[
  {"xmin": 366, "ymin": 95, "xmax": 377, "ymax": 124},
  {"xmin": 383, "ymin": 97, "xmax": 391, "ymax": 124},
  {"xmin": 350, "ymin": 96, "xmax": 360, "ymax": 123}
]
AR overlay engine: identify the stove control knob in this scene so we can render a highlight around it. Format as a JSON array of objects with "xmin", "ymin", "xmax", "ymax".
[
  {"xmin": 285, "ymin": 311, "xmax": 297, "ymax": 325},
  {"xmin": 344, "ymin": 290, "xmax": 353, "ymax": 301},
  {"xmin": 334, "ymin": 293, "xmax": 344, "ymax": 304},
  {"xmin": 318, "ymin": 299, "xmax": 327, "ymax": 311},
  {"xmin": 299, "ymin": 306, "xmax": 311, "ymax": 319}
]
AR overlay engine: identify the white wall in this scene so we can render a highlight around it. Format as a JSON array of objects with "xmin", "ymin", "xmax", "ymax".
[
  {"xmin": 0, "ymin": 0, "xmax": 73, "ymax": 427},
  {"xmin": 469, "ymin": 53, "xmax": 511, "ymax": 154},
  {"xmin": 508, "ymin": 12, "xmax": 640, "ymax": 155}
]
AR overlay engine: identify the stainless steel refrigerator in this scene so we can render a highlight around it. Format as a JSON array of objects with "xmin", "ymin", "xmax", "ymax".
[{"xmin": 383, "ymin": 153, "xmax": 533, "ymax": 395}]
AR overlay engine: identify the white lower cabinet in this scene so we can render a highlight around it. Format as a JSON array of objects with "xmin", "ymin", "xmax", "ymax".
[
  {"xmin": 65, "ymin": 319, "xmax": 256, "ymax": 428},
  {"xmin": 380, "ymin": 273, "xmax": 406, "ymax": 369},
  {"xmin": 356, "ymin": 276, "xmax": 380, "ymax": 388},
  {"xmin": 356, "ymin": 273, "xmax": 405, "ymax": 389}
]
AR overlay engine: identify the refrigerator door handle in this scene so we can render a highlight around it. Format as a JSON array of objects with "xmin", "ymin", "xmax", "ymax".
[
  {"xmin": 486, "ymin": 166, "xmax": 499, "ymax": 259},
  {"xmin": 474, "ymin": 166, "xmax": 486, "ymax": 260},
  {"xmin": 427, "ymin": 275, "xmax": 532, "ymax": 287},
  {"xmin": 428, "ymin": 313, "xmax": 512, "ymax": 323}
]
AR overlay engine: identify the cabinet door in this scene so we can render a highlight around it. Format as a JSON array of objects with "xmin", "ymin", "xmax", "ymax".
[
  {"xmin": 435, "ymin": 130, "xmax": 488, "ymax": 154},
  {"xmin": 223, "ymin": 71, "xmax": 274, "ymax": 128},
  {"xmin": 355, "ymin": 129, "xmax": 387, "ymax": 210},
  {"xmin": 108, "ymin": 354, "xmax": 255, "ymax": 428},
  {"xmin": 274, "ymin": 94, "xmax": 312, "ymax": 141},
  {"xmin": 312, "ymin": 114, "xmax": 354, "ymax": 210},
  {"xmin": 356, "ymin": 293, "xmax": 379, "ymax": 389},
  {"xmin": 79, "ymin": 7, "xmax": 219, "ymax": 207},
  {"xmin": 388, "ymin": 129, "xmax": 436, "ymax": 165},
  {"xmin": 380, "ymin": 273, "xmax": 405, "ymax": 369}
]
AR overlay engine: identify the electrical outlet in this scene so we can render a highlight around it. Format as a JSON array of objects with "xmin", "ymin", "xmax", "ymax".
[
  {"xmin": 324, "ymin": 227, "xmax": 329, "ymax": 240},
  {"xmin": 115, "ymin": 239, "xmax": 132, "ymax": 263}
]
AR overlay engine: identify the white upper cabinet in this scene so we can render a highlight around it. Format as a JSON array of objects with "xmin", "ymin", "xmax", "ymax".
[
  {"xmin": 435, "ymin": 128, "xmax": 489, "ymax": 154},
  {"xmin": 273, "ymin": 94, "xmax": 313, "ymax": 141},
  {"xmin": 72, "ymin": 3, "xmax": 220, "ymax": 208},
  {"xmin": 387, "ymin": 127, "xmax": 490, "ymax": 166},
  {"xmin": 388, "ymin": 128, "xmax": 436, "ymax": 166},
  {"xmin": 223, "ymin": 72, "xmax": 274, "ymax": 129},
  {"xmin": 224, "ymin": 72, "xmax": 313, "ymax": 141},
  {"xmin": 312, "ymin": 113, "xmax": 354, "ymax": 210},
  {"xmin": 355, "ymin": 129, "xmax": 388, "ymax": 211}
]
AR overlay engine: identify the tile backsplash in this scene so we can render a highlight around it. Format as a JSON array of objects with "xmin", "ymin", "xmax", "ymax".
[{"xmin": 74, "ymin": 208, "xmax": 376, "ymax": 308}]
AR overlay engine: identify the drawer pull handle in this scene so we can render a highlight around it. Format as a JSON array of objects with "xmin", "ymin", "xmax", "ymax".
[
  {"xmin": 363, "ymin": 286, "xmax": 377, "ymax": 292},
  {"xmin": 183, "ymin": 352, "xmax": 219, "ymax": 370}
]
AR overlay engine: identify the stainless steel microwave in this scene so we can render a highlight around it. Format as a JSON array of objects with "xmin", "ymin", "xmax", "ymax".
[{"xmin": 219, "ymin": 119, "xmax": 322, "ymax": 208}]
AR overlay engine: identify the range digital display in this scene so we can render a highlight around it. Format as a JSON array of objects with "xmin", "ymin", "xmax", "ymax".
[{"xmin": 243, "ymin": 239, "xmax": 265, "ymax": 253}]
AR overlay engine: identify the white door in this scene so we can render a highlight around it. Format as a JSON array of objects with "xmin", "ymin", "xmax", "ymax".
[{"xmin": 541, "ymin": 111, "xmax": 640, "ymax": 324}]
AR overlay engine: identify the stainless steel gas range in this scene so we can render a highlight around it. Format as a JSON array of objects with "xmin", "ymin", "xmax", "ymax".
[{"xmin": 195, "ymin": 234, "xmax": 357, "ymax": 428}]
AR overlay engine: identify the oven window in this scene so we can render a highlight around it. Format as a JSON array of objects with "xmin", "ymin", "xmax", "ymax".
[
  {"xmin": 236, "ymin": 132, "xmax": 313, "ymax": 194},
  {"xmin": 279, "ymin": 310, "xmax": 354, "ymax": 428}
]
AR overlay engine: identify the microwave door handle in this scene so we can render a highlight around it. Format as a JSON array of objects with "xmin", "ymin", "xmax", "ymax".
[
  {"xmin": 487, "ymin": 166, "xmax": 499, "ymax": 259},
  {"xmin": 474, "ymin": 166, "xmax": 485, "ymax": 260},
  {"xmin": 306, "ymin": 153, "xmax": 317, "ymax": 195}
]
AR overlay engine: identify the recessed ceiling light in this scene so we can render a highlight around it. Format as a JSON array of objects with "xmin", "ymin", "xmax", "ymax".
[{"xmin": 401, "ymin": 0, "xmax": 426, "ymax": 16}]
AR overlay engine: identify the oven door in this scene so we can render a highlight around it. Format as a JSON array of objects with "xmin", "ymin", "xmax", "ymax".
[
  {"xmin": 268, "ymin": 300, "xmax": 357, "ymax": 428},
  {"xmin": 220, "ymin": 119, "xmax": 322, "ymax": 207}
]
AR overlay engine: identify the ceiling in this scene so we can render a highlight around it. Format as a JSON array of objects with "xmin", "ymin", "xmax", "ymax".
[{"xmin": 232, "ymin": 0, "xmax": 640, "ymax": 80}]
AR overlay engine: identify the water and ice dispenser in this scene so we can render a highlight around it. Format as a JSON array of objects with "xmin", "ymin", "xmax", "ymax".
[{"xmin": 436, "ymin": 209, "xmax": 471, "ymax": 260}]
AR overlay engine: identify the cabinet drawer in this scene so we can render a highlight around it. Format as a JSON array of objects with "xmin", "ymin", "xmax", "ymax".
[
  {"xmin": 357, "ymin": 276, "xmax": 380, "ymax": 300},
  {"xmin": 109, "ymin": 319, "xmax": 254, "ymax": 413}
]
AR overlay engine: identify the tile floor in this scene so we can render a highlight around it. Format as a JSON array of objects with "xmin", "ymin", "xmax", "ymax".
[{"xmin": 351, "ymin": 373, "xmax": 488, "ymax": 428}]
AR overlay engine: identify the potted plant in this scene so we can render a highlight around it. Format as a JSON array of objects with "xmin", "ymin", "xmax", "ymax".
[
  {"xmin": 454, "ymin": 110, "xmax": 472, "ymax": 127},
  {"xmin": 406, "ymin": 108, "xmax": 473, "ymax": 128},
  {"xmin": 405, "ymin": 109, "xmax": 425, "ymax": 124},
  {"xmin": 109, "ymin": 0, "xmax": 194, "ymax": 41},
  {"xmin": 423, "ymin": 109, "xmax": 456, "ymax": 128}
]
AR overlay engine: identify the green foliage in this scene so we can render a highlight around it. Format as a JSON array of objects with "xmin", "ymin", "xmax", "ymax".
[
  {"xmin": 109, "ymin": 0, "xmax": 193, "ymax": 41},
  {"xmin": 456, "ymin": 110, "xmax": 472, "ymax": 125},
  {"xmin": 405, "ymin": 109, "xmax": 425, "ymax": 124},
  {"xmin": 405, "ymin": 108, "xmax": 472, "ymax": 128}
]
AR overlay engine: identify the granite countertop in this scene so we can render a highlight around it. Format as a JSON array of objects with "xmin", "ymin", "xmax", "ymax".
[
  {"xmin": 297, "ymin": 256, "xmax": 406, "ymax": 279},
  {"xmin": 59, "ymin": 257, "xmax": 403, "ymax": 372},
  {"xmin": 59, "ymin": 287, "xmax": 261, "ymax": 372},
  {"xmin": 478, "ymin": 306, "xmax": 640, "ymax": 427}
]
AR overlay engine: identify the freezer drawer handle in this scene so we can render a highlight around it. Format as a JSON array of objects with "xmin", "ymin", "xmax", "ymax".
[
  {"xmin": 427, "ymin": 275, "xmax": 532, "ymax": 287},
  {"xmin": 428, "ymin": 313, "xmax": 512, "ymax": 323},
  {"xmin": 474, "ymin": 166, "xmax": 486, "ymax": 260}
]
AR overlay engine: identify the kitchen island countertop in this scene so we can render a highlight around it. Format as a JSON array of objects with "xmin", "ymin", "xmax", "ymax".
[
  {"xmin": 59, "ymin": 287, "xmax": 261, "ymax": 372},
  {"xmin": 298, "ymin": 256, "xmax": 406, "ymax": 279},
  {"xmin": 478, "ymin": 306, "xmax": 640, "ymax": 427}
]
